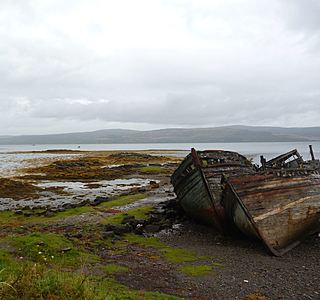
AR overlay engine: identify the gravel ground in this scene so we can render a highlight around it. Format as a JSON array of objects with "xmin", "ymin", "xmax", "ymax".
[{"xmin": 158, "ymin": 220, "xmax": 320, "ymax": 300}]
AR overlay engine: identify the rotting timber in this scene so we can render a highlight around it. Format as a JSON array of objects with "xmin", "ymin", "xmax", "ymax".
[
  {"xmin": 171, "ymin": 147, "xmax": 320, "ymax": 256},
  {"xmin": 170, "ymin": 149, "xmax": 255, "ymax": 233}
]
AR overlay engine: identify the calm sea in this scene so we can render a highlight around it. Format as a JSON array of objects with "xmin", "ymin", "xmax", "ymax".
[{"xmin": 1, "ymin": 142, "xmax": 320, "ymax": 163}]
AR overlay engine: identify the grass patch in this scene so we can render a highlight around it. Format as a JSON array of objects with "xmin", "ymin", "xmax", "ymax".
[
  {"xmin": 124, "ymin": 234, "xmax": 208, "ymax": 263},
  {"xmin": 0, "ymin": 194, "xmax": 146, "ymax": 227},
  {"xmin": 101, "ymin": 205, "xmax": 152, "ymax": 225},
  {"xmin": 99, "ymin": 193, "xmax": 145, "ymax": 208},
  {"xmin": 139, "ymin": 166, "xmax": 166, "ymax": 173},
  {"xmin": 0, "ymin": 249, "xmax": 22, "ymax": 279},
  {"xmin": 7, "ymin": 233, "xmax": 100, "ymax": 267},
  {"xmin": 101, "ymin": 263, "xmax": 129, "ymax": 274},
  {"xmin": 45, "ymin": 206, "xmax": 95, "ymax": 220},
  {"xmin": 0, "ymin": 263, "xmax": 181, "ymax": 300},
  {"xmin": 179, "ymin": 263, "xmax": 223, "ymax": 276},
  {"xmin": 0, "ymin": 211, "xmax": 22, "ymax": 227},
  {"xmin": 0, "ymin": 207, "xmax": 95, "ymax": 227}
]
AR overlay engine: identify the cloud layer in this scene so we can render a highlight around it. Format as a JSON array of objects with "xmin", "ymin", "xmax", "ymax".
[{"xmin": 1, "ymin": 0, "xmax": 320, "ymax": 134}]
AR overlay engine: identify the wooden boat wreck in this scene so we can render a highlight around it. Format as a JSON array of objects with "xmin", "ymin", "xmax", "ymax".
[
  {"xmin": 171, "ymin": 148, "xmax": 255, "ymax": 232},
  {"xmin": 223, "ymin": 169, "xmax": 320, "ymax": 256},
  {"xmin": 171, "ymin": 147, "xmax": 320, "ymax": 256},
  {"xmin": 260, "ymin": 147, "xmax": 320, "ymax": 171}
]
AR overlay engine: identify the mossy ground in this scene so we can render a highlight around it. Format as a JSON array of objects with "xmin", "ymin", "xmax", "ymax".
[
  {"xmin": 0, "ymin": 188, "xmax": 223, "ymax": 299},
  {"xmin": 20, "ymin": 151, "xmax": 179, "ymax": 182},
  {"xmin": 0, "ymin": 150, "xmax": 261, "ymax": 299},
  {"xmin": 0, "ymin": 178, "xmax": 42, "ymax": 200},
  {"xmin": 0, "ymin": 197, "xmax": 185, "ymax": 299},
  {"xmin": 179, "ymin": 263, "xmax": 223, "ymax": 276},
  {"xmin": 0, "ymin": 151, "xmax": 188, "ymax": 299},
  {"xmin": 0, "ymin": 193, "xmax": 146, "ymax": 229}
]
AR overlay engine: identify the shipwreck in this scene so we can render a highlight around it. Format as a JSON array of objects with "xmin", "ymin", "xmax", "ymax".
[{"xmin": 171, "ymin": 147, "xmax": 320, "ymax": 256}]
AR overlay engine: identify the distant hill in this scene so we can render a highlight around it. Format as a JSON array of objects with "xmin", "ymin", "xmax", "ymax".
[{"xmin": 1, "ymin": 126, "xmax": 320, "ymax": 144}]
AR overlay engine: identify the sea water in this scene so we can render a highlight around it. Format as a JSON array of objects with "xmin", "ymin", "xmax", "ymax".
[{"xmin": 0, "ymin": 141, "xmax": 319, "ymax": 162}]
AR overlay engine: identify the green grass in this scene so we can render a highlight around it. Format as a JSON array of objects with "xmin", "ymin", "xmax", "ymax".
[
  {"xmin": 101, "ymin": 263, "xmax": 129, "ymax": 274},
  {"xmin": 124, "ymin": 234, "xmax": 209, "ymax": 263},
  {"xmin": 0, "ymin": 211, "xmax": 23, "ymax": 226},
  {"xmin": 0, "ymin": 263, "xmax": 181, "ymax": 300},
  {"xmin": 0, "ymin": 207, "xmax": 95, "ymax": 227},
  {"xmin": 6, "ymin": 233, "xmax": 100, "ymax": 267},
  {"xmin": 46, "ymin": 206, "xmax": 95, "ymax": 220},
  {"xmin": 99, "ymin": 193, "xmax": 145, "ymax": 208},
  {"xmin": 101, "ymin": 205, "xmax": 152, "ymax": 225},
  {"xmin": 94, "ymin": 276, "xmax": 181, "ymax": 300},
  {"xmin": 0, "ymin": 250, "xmax": 22, "ymax": 280},
  {"xmin": 179, "ymin": 263, "xmax": 223, "ymax": 276},
  {"xmin": 0, "ymin": 194, "xmax": 146, "ymax": 227},
  {"xmin": 139, "ymin": 166, "xmax": 166, "ymax": 173}
]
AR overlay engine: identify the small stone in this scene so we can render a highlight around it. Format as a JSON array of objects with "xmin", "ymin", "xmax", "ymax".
[
  {"xmin": 23, "ymin": 211, "xmax": 34, "ymax": 217},
  {"xmin": 149, "ymin": 181, "xmax": 160, "ymax": 188},
  {"xmin": 44, "ymin": 210, "xmax": 55, "ymax": 217},
  {"xmin": 102, "ymin": 231, "xmax": 115, "ymax": 239},
  {"xmin": 121, "ymin": 215, "xmax": 135, "ymax": 224},
  {"xmin": 144, "ymin": 224, "xmax": 161, "ymax": 233},
  {"xmin": 91, "ymin": 196, "xmax": 109, "ymax": 206},
  {"xmin": 61, "ymin": 247, "xmax": 72, "ymax": 253}
]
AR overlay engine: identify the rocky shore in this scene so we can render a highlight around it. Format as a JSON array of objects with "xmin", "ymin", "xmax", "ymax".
[{"xmin": 0, "ymin": 150, "xmax": 319, "ymax": 299}]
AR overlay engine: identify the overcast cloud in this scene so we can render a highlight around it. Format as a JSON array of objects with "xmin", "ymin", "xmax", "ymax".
[{"xmin": 1, "ymin": 0, "xmax": 320, "ymax": 134}]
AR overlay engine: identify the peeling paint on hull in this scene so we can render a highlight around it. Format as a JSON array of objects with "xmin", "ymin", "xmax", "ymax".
[
  {"xmin": 223, "ymin": 171, "xmax": 320, "ymax": 256},
  {"xmin": 171, "ymin": 149, "xmax": 255, "ymax": 233},
  {"xmin": 171, "ymin": 148, "xmax": 320, "ymax": 256}
]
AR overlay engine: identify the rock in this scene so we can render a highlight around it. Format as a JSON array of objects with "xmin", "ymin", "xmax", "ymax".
[
  {"xmin": 91, "ymin": 196, "xmax": 109, "ymax": 206},
  {"xmin": 78, "ymin": 199, "xmax": 90, "ymax": 206},
  {"xmin": 62, "ymin": 203, "xmax": 77, "ymax": 209},
  {"xmin": 104, "ymin": 224, "xmax": 132, "ymax": 235},
  {"xmin": 44, "ymin": 210, "xmax": 55, "ymax": 217},
  {"xmin": 102, "ymin": 231, "xmax": 115, "ymax": 239},
  {"xmin": 149, "ymin": 181, "xmax": 160, "ymax": 188},
  {"xmin": 114, "ymin": 224, "xmax": 132, "ymax": 235},
  {"xmin": 144, "ymin": 224, "xmax": 161, "ymax": 233},
  {"xmin": 72, "ymin": 233, "xmax": 83, "ymax": 238},
  {"xmin": 165, "ymin": 209, "xmax": 177, "ymax": 218},
  {"xmin": 23, "ymin": 211, "xmax": 34, "ymax": 217},
  {"xmin": 121, "ymin": 215, "xmax": 135, "ymax": 224},
  {"xmin": 159, "ymin": 219, "xmax": 174, "ymax": 229},
  {"xmin": 14, "ymin": 210, "xmax": 23, "ymax": 215},
  {"xmin": 61, "ymin": 247, "xmax": 72, "ymax": 253}
]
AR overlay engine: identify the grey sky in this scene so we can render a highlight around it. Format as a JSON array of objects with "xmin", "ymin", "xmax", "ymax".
[{"xmin": 1, "ymin": 0, "xmax": 320, "ymax": 135}]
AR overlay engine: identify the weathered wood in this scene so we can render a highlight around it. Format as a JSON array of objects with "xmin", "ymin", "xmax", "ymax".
[
  {"xmin": 223, "ymin": 172, "xmax": 320, "ymax": 256},
  {"xmin": 172, "ymin": 148, "xmax": 320, "ymax": 256},
  {"xmin": 171, "ymin": 149, "xmax": 255, "ymax": 232}
]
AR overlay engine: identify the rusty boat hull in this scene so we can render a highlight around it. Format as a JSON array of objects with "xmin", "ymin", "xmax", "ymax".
[
  {"xmin": 171, "ymin": 149, "xmax": 255, "ymax": 232},
  {"xmin": 223, "ymin": 170, "xmax": 320, "ymax": 256}
]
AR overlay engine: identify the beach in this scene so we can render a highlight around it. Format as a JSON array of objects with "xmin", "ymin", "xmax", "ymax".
[{"xmin": 0, "ymin": 149, "xmax": 319, "ymax": 299}]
